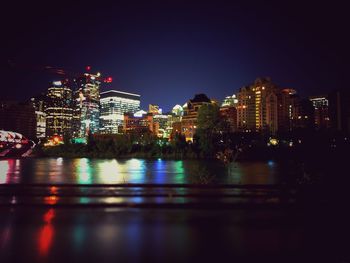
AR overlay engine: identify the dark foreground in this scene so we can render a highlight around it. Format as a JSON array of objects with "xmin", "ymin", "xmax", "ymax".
[{"xmin": 0, "ymin": 184, "xmax": 349, "ymax": 262}]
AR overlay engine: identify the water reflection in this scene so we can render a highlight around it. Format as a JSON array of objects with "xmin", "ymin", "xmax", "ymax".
[
  {"xmin": 0, "ymin": 158, "xmax": 285, "ymax": 185},
  {"xmin": 75, "ymin": 158, "xmax": 92, "ymax": 184},
  {"xmin": 0, "ymin": 159, "xmax": 21, "ymax": 184},
  {"xmin": 38, "ymin": 209, "xmax": 55, "ymax": 257}
]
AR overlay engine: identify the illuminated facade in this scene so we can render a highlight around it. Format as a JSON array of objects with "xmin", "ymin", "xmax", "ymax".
[
  {"xmin": 99, "ymin": 90, "xmax": 140, "ymax": 134},
  {"xmin": 123, "ymin": 112, "xmax": 158, "ymax": 135},
  {"xmin": 45, "ymin": 81, "xmax": 73, "ymax": 138},
  {"xmin": 172, "ymin": 104, "xmax": 184, "ymax": 116},
  {"xmin": 181, "ymin": 94, "xmax": 212, "ymax": 141},
  {"xmin": 237, "ymin": 78, "xmax": 295, "ymax": 134},
  {"xmin": 221, "ymin": 94, "xmax": 238, "ymax": 107},
  {"xmin": 30, "ymin": 95, "xmax": 46, "ymax": 139},
  {"xmin": 72, "ymin": 72, "xmax": 101, "ymax": 138},
  {"xmin": 153, "ymin": 114, "xmax": 170, "ymax": 138},
  {"xmin": 237, "ymin": 86, "xmax": 256, "ymax": 132},
  {"xmin": 309, "ymin": 96, "xmax": 330, "ymax": 130},
  {"xmin": 149, "ymin": 104, "xmax": 162, "ymax": 114}
]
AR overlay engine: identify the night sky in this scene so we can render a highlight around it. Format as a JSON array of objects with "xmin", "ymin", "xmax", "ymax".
[{"xmin": 2, "ymin": 1, "xmax": 348, "ymax": 112}]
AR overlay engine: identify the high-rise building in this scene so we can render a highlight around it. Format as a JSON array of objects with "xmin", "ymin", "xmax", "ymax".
[
  {"xmin": 221, "ymin": 94, "xmax": 238, "ymax": 107},
  {"xmin": 45, "ymin": 81, "xmax": 73, "ymax": 138},
  {"xmin": 309, "ymin": 96, "xmax": 330, "ymax": 130},
  {"xmin": 291, "ymin": 98, "xmax": 315, "ymax": 130},
  {"xmin": 72, "ymin": 72, "xmax": 101, "ymax": 138},
  {"xmin": 237, "ymin": 78, "xmax": 295, "ymax": 134},
  {"xmin": 99, "ymin": 90, "xmax": 141, "ymax": 134},
  {"xmin": 30, "ymin": 94, "xmax": 47, "ymax": 139},
  {"xmin": 328, "ymin": 89, "xmax": 350, "ymax": 133},
  {"xmin": 279, "ymin": 89, "xmax": 298, "ymax": 132},
  {"xmin": 237, "ymin": 86, "xmax": 255, "ymax": 132},
  {"xmin": 181, "ymin": 94, "xmax": 212, "ymax": 141}
]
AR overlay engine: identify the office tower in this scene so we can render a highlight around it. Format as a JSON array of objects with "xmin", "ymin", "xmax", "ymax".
[
  {"xmin": 30, "ymin": 95, "xmax": 47, "ymax": 139},
  {"xmin": 99, "ymin": 90, "xmax": 141, "ymax": 134},
  {"xmin": 45, "ymin": 81, "xmax": 73, "ymax": 138},
  {"xmin": 72, "ymin": 72, "xmax": 101, "ymax": 138},
  {"xmin": 309, "ymin": 96, "xmax": 330, "ymax": 130}
]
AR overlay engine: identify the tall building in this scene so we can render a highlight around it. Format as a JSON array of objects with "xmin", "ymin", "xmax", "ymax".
[
  {"xmin": 181, "ymin": 94, "xmax": 212, "ymax": 141},
  {"xmin": 237, "ymin": 86, "xmax": 256, "ymax": 132},
  {"xmin": 0, "ymin": 101, "xmax": 36, "ymax": 139},
  {"xmin": 221, "ymin": 94, "xmax": 238, "ymax": 107},
  {"xmin": 30, "ymin": 94, "xmax": 47, "ymax": 139},
  {"xmin": 328, "ymin": 89, "xmax": 350, "ymax": 133},
  {"xmin": 99, "ymin": 90, "xmax": 140, "ymax": 134},
  {"xmin": 45, "ymin": 81, "xmax": 73, "ymax": 138},
  {"xmin": 72, "ymin": 72, "xmax": 101, "ymax": 138},
  {"xmin": 291, "ymin": 98, "xmax": 315, "ymax": 130},
  {"xmin": 309, "ymin": 96, "xmax": 330, "ymax": 130},
  {"xmin": 279, "ymin": 89, "xmax": 298, "ymax": 132},
  {"xmin": 237, "ymin": 78, "xmax": 295, "ymax": 134}
]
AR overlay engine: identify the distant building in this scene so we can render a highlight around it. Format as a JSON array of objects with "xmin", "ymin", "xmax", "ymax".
[
  {"xmin": 172, "ymin": 104, "xmax": 184, "ymax": 117},
  {"xmin": 181, "ymin": 94, "xmax": 212, "ymax": 141},
  {"xmin": 0, "ymin": 101, "xmax": 36, "ymax": 139},
  {"xmin": 45, "ymin": 81, "xmax": 73, "ymax": 138},
  {"xmin": 309, "ymin": 95, "xmax": 330, "ymax": 130},
  {"xmin": 291, "ymin": 98, "xmax": 315, "ymax": 130},
  {"xmin": 123, "ymin": 112, "xmax": 158, "ymax": 135},
  {"xmin": 237, "ymin": 86, "xmax": 256, "ymax": 132},
  {"xmin": 237, "ymin": 78, "xmax": 298, "ymax": 134},
  {"xmin": 221, "ymin": 94, "xmax": 238, "ymax": 107},
  {"xmin": 328, "ymin": 89, "xmax": 350, "ymax": 133},
  {"xmin": 72, "ymin": 72, "xmax": 101, "ymax": 138},
  {"xmin": 30, "ymin": 94, "xmax": 47, "ymax": 139},
  {"xmin": 153, "ymin": 113, "xmax": 170, "ymax": 138},
  {"xmin": 99, "ymin": 90, "xmax": 140, "ymax": 134},
  {"xmin": 149, "ymin": 104, "xmax": 161, "ymax": 114}
]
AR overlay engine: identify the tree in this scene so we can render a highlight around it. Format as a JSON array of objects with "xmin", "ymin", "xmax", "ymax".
[{"xmin": 196, "ymin": 103, "xmax": 230, "ymax": 156}]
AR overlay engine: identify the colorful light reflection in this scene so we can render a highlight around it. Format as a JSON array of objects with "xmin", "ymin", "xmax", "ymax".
[{"xmin": 38, "ymin": 209, "xmax": 55, "ymax": 257}]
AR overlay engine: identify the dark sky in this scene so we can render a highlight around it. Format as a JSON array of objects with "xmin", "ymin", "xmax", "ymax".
[{"xmin": 2, "ymin": 1, "xmax": 349, "ymax": 112}]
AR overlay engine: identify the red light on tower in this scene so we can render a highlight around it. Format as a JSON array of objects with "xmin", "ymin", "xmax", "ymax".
[
  {"xmin": 86, "ymin": 66, "xmax": 91, "ymax": 71},
  {"xmin": 104, "ymin": 77, "xmax": 113, "ymax": 83}
]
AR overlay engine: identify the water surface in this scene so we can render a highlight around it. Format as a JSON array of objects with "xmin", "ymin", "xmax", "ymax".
[{"xmin": 0, "ymin": 158, "xmax": 293, "ymax": 185}]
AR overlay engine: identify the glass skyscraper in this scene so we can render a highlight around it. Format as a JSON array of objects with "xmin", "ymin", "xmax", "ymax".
[
  {"xmin": 45, "ymin": 81, "xmax": 73, "ymax": 138},
  {"xmin": 72, "ymin": 73, "xmax": 101, "ymax": 138},
  {"xmin": 99, "ymin": 90, "xmax": 140, "ymax": 134}
]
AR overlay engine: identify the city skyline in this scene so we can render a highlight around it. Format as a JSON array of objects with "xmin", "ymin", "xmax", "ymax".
[{"xmin": 2, "ymin": 1, "xmax": 348, "ymax": 112}]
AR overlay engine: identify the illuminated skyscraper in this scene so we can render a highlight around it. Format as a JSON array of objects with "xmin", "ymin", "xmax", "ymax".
[
  {"xmin": 72, "ymin": 72, "xmax": 101, "ymax": 138},
  {"xmin": 237, "ymin": 78, "xmax": 297, "ymax": 134},
  {"xmin": 309, "ymin": 95, "xmax": 330, "ymax": 130},
  {"xmin": 99, "ymin": 90, "xmax": 140, "ymax": 134},
  {"xmin": 45, "ymin": 81, "xmax": 73, "ymax": 138},
  {"xmin": 30, "ymin": 94, "xmax": 47, "ymax": 139}
]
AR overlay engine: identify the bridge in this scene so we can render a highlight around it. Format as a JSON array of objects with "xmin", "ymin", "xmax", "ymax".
[{"xmin": 0, "ymin": 130, "xmax": 35, "ymax": 157}]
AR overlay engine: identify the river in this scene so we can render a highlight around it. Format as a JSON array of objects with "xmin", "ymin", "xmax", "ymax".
[{"xmin": 0, "ymin": 158, "xmax": 297, "ymax": 185}]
